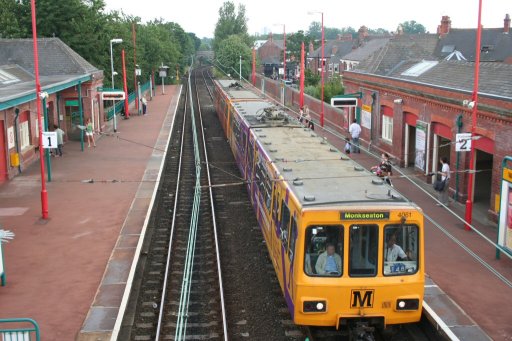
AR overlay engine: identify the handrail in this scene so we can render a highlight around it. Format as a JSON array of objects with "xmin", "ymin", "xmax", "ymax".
[
  {"xmin": 105, "ymin": 80, "xmax": 151, "ymax": 120},
  {"xmin": 0, "ymin": 318, "xmax": 40, "ymax": 341}
]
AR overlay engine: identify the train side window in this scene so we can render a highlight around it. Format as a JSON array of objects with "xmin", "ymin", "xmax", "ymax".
[
  {"xmin": 383, "ymin": 224, "xmax": 419, "ymax": 276},
  {"xmin": 280, "ymin": 202, "xmax": 291, "ymax": 248},
  {"xmin": 349, "ymin": 225, "xmax": 378, "ymax": 277},
  {"xmin": 304, "ymin": 225, "xmax": 343, "ymax": 277},
  {"xmin": 289, "ymin": 218, "xmax": 297, "ymax": 262}
]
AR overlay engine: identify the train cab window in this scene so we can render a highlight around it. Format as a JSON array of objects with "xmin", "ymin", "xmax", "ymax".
[
  {"xmin": 383, "ymin": 224, "xmax": 419, "ymax": 276},
  {"xmin": 349, "ymin": 225, "xmax": 378, "ymax": 277},
  {"xmin": 280, "ymin": 202, "xmax": 291, "ymax": 248},
  {"xmin": 304, "ymin": 225, "xmax": 344, "ymax": 277}
]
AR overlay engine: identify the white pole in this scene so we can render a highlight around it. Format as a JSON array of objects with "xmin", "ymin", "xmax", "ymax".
[
  {"xmin": 110, "ymin": 41, "xmax": 117, "ymax": 132},
  {"xmin": 239, "ymin": 55, "xmax": 242, "ymax": 81}
]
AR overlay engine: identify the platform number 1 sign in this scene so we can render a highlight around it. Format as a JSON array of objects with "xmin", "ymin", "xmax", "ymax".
[
  {"xmin": 42, "ymin": 132, "xmax": 57, "ymax": 149},
  {"xmin": 455, "ymin": 133, "xmax": 472, "ymax": 152}
]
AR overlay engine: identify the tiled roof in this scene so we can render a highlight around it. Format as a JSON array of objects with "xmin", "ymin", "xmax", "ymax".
[
  {"xmin": 341, "ymin": 37, "xmax": 391, "ymax": 62},
  {"xmin": 308, "ymin": 40, "xmax": 355, "ymax": 60},
  {"xmin": 380, "ymin": 60, "xmax": 512, "ymax": 98},
  {"xmin": 0, "ymin": 38, "xmax": 99, "ymax": 76},
  {"xmin": 435, "ymin": 28, "xmax": 512, "ymax": 62},
  {"xmin": 355, "ymin": 34, "xmax": 439, "ymax": 75}
]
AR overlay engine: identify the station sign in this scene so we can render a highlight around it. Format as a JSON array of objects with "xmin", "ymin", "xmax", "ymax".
[
  {"xmin": 498, "ymin": 157, "xmax": 512, "ymax": 256},
  {"xmin": 42, "ymin": 131, "xmax": 57, "ymax": 149},
  {"xmin": 455, "ymin": 133, "xmax": 472, "ymax": 152},
  {"xmin": 101, "ymin": 91, "xmax": 126, "ymax": 101}
]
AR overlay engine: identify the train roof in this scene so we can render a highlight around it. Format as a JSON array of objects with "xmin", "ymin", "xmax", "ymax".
[{"xmin": 215, "ymin": 79, "xmax": 410, "ymax": 207}]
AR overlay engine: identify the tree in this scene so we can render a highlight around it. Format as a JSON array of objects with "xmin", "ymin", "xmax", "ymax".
[
  {"xmin": 399, "ymin": 20, "xmax": 426, "ymax": 34},
  {"xmin": 0, "ymin": 0, "xmax": 29, "ymax": 38},
  {"xmin": 215, "ymin": 35, "xmax": 251, "ymax": 80},
  {"xmin": 213, "ymin": 1, "xmax": 250, "ymax": 52}
]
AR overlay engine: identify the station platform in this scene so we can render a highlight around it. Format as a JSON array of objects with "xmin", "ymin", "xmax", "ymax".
[
  {"xmin": 310, "ymin": 117, "xmax": 512, "ymax": 341},
  {"xmin": 0, "ymin": 85, "xmax": 181, "ymax": 340}
]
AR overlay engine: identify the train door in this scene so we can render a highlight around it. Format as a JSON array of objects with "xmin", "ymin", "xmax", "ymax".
[{"xmin": 270, "ymin": 183, "xmax": 282, "ymax": 276}]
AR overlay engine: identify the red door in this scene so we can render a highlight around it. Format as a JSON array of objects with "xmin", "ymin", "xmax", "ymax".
[{"xmin": 0, "ymin": 120, "xmax": 7, "ymax": 182}]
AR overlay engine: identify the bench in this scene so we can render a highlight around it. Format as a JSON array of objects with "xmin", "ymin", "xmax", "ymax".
[{"xmin": 0, "ymin": 318, "xmax": 40, "ymax": 341}]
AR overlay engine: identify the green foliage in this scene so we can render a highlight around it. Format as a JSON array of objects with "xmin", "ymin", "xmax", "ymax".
[
  {"xmin": 305, "ymin": 68, "xmax": 320, "ymax": 87},
  {"xmin": 400, "ymin": 20, "xmax": 426, "ymax": 34},
  {"xmin": 0, "ymin": 0, "xmax": 198, "ymax": 92},
  {"xmin": 213, "ymin": 1, "xmax": 250, "ymax": 52},
  {"xmin": 304, "ymin": 85, "xmax": 319, "ymax": 98},
  {"xmin": 323, "ymin": 75, "xmax": 344, "ymax": 104},
  {"xmin": 215, "ymin": 35, "xmax": 251, "ymax": 79}
]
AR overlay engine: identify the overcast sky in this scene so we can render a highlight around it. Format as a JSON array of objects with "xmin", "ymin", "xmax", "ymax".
[{"xmin": 104, "ymin": 0, "xmax": 511, "ymax": 39}]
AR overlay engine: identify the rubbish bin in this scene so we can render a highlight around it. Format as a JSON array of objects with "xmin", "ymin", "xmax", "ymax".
[{"xmin": 10, "ymin": 153, "xmax": 19, "ymax": 167}]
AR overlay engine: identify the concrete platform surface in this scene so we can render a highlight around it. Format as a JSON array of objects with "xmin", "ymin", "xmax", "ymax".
[{"xmin": 0, "ymin": 85, "xmax": 180, "ymax": 340}]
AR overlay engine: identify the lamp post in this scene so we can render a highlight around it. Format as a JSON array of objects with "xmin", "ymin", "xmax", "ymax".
[
  {"xmin": 308, "ymin": 11, "xmax": 324, "ymax": 127},
  {"xmin": 273, "ymin": 24, "xmax": 286, "ymax": 80},
  {"xmin": 239, "ymin": 55, "xmax": 242, "ymax": 82},
  {"xmin": 110, "ymin": 38, "xmax": 123, "ymax": 132},
  {"xmin": 29, "ymin": 0, "xmax": 48, "ymax": 219},
  {"xmin": 464, "ymin": 0, "xmax": 484, "ymax": 231}
]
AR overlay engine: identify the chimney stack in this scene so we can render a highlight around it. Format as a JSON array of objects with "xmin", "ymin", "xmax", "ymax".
[
  {"xmin": 332, "ymin": 44, "xmax": 338, "ymax": 56},
  {"xmin": 437, "ymin": 15, "xmax": 451, "ymax": 35},
  {"xmin": 269, "ymin": 32, "xmax": 273, "ymax": 42},
  {"xmin": 504, "ymin": 14, "xmax": 511, "ymax": 34},
  {"xmin": 309, "ymin": 41, "xmax": 314, "ymax": 54}
]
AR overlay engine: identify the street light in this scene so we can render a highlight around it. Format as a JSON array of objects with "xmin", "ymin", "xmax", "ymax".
[
  {"xmin": 465, "ymin": 0, "xmax": 484, "ymax": 231},
  {"xmin": 110, "ymin": 38, "xmax": 123, "ymax": 132},
  {"xmin": 308, "ymin": 11, "xmax": 324, "ymax": 127},
  {"xmin": 273, "ymin": 24, "xmax": 286, "ymax": 80}
]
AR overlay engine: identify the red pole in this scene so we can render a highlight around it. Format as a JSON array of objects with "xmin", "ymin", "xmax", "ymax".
[
  {"xmin": 122, "ymin": 49, "xmax": 129, "ymax": 118},
  {"xmin": 252, "ymin": 48, "xmax": 256, "ymax": 85},
  {"xmin": 283, "ymin": 24, "xmax": 286, "ymax": 81},
  {"xmin": 464, "ymin": 0, "xmax": 483, "ymax": 231},
  {"xmin": 132, "ymin": 23, "xmax": 138, "ymax": 111},
  {"xmin": 320, "ymin": 13, "xmax": 325, "ymax": 127},
  {"xmin": 300, "ymin": 42, "xmax": 305, "ymax": 108},
  {"xmin": 30, "ymin": 0, "xmax": 48, "ymax": 219}
]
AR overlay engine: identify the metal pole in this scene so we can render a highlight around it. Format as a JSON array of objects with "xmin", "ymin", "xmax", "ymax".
[
  {"xmin": 133, "ymin": 23, "xmax": 138, "ymax": 112},
  {"xmin": 122, "ymin": 49, "xmax": 129, "ymax": 118},
  {"xmin": 30, "ymin": 0, "xmax": 48, "ymax": 219},
  {"xmin": 252, "ymin": 48, "xmax": 256, "ymax": 85},
  {"xmin": 239, "ymin": 55, "xmax": 242, "ymax": 81},
  {"xmin": 42, "ymin": 97, "xmax": 51, "ymax": 182},
  {"xmin": 110, "ymin": 41, "xmax": 117, "ymax": 132},
  {"xmin": 78, "ymin": 82, "xmax": 84, "ymax": 151},
  {"xmin": 162, "ymin": 76, "xmax": 165, "ymax": 95},
  {"xmin": 300, "ymin": 42, "xmax": 305, "ymax": 108},
  {"xmin": 464, "ymin": 0, "xmax": 483, "ymax": 231},
  {"xmin": 320, "ymin": 12, "xmax": 325, "ymax": 127},
  {"xmin": 283, "ymin": 24, "xmax": 286, "ymax": 81}
]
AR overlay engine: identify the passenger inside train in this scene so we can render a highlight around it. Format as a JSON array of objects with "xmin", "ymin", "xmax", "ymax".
[{"xmin": 305, "ymin": 226, "xmax": 343, "ymax": 277}]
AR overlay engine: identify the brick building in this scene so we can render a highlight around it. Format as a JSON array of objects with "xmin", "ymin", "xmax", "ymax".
[
  {"xmin": 0, "ymin": 38, "xmax": 104, "ymax": 182},
  {"xmin": 342, "ymin": 15, "xmax": 512, "ymax": 220},
  {"xmin": 258, "ymin": 35, "xmax": 285, "ymax": 78}
]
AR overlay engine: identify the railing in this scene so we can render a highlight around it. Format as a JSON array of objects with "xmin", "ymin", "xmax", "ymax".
[
  {"xmin": 0, "ymin": 318, "xmax": 40, "ymax": 341},
  {"xmin": 105, "ymin": 80, "xmax": 152, "ymax": 120}
]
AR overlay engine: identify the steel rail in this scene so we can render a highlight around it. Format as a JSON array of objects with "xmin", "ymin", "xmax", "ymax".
[
  {"xmin": 155, "ymin": 70, "xmax": 189, "ymax": 341},
  {"xmin": 198, "ymin": 68, "xmax": 229, "ymax": 340}
]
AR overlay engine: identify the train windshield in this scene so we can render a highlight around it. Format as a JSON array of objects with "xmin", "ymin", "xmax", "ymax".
[
  {"xmin": 304, "ymin": 225, "xmax": 344, "ymax": 277},
  {"xmin": 349, "ymin": 224, "xmax": 379, "ymax": 277},
  {"xmin": 383, "ymin": 224, "xmax": 419, "ymax": 276}
]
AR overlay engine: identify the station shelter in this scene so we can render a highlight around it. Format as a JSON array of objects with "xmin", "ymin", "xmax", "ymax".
[{"xmin": 0, "ymin": 38, "xmax": 104, "ymax": 182}]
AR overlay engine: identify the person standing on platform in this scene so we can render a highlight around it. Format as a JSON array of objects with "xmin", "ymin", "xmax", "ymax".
[
  {"xmin": 54, "ymin": 124, "xmax": 65, "ymax": 157},
  {"xmin": 349, "ymin": 119, "xmax": 362, "ymax": 153},
  {"xmin": 85, "ymin": 118, "xmax": 96, "ymax": 148},
  {"xmin": 436, "ymin": 157, "xmax": 450, "ymax": 206},
  {"xmin": 142, "ymin": 96, "xmax": 148, "ymax": 115}
]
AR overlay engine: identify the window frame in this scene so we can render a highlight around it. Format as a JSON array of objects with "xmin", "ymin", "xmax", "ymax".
[
  {"xmin": 20, "ymin": 120, "xmax": 30, "ymax": 150},
  {"xmin": 382, "ymin": 115, "xmax": 393, "ymax": 143},
  {"xmin": 383, "ymin": 224, "xmax": 420, "ymax": 277},
  {"xmin": 348, "ymin": 224, "xmax": 379, "ymax": 278},
  {"xmin": 304, "ymin": 225, "xmax": 344, "ymax": 278}
]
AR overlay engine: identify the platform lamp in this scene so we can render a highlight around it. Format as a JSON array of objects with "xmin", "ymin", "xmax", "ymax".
[
  {"xmin": 308, "ymin": 10, "xmax": 324, "ymax": 127},
  {"xmin": 135, "ymin": 64, "xmax": 141, "ymax": 114},
  {"xmin": 110, "ymin": 38, "xmax": 123, "ymax": 132}
]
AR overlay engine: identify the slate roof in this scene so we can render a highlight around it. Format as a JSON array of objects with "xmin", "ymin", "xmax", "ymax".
[
  {"xmin": 341, "ymin": 37, "xmax": 391, "ymax": 62},
  {"xmin": 0, "ymin": 38, "xmax": 99, "ymax": 76},
  {"xmin": 435, "ymin": 28, "xmax": 512, "ymax": 62},
  {"xmin": 308, "ymin": 40, "xmax": 355, "ymax": 60},
  {"xmin": 355, "ymin": 34, "xmax": 439, "ymax": 75}
]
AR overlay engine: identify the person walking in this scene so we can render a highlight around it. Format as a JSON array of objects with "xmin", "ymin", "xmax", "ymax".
[
  {"xmin": 54, "ymin": 124, "xmax": 65, "ymax": 157},
  {"xmin": 436, "ymin": 157, "xmax": 450, "ymax": 206},
  {"xmin": 349, "ymin": 119, "xmax": 362, "ymax": 153},
  {"xmin": 85, "ymin": 118, "xmax": 96, "ymax": 148},
  {"xmin": 142, "ymin": 96, "xmax": 148, "ymax": 115}
]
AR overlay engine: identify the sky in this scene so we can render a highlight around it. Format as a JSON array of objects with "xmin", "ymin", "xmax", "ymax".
[{"xmin": 104, "ymin": 0, "xmax": 511, "ymax": 39}]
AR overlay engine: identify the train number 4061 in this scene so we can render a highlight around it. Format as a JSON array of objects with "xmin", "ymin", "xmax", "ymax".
[{"xmin": 351, "ymin": 289, "xmax": 375, "ymax": 308}]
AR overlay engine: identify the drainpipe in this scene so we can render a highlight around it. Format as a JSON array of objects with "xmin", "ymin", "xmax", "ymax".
[
  {"xmin": 454, "ymin": 114, "xmax": 463, "ymax": 201},
  {"xmin": 14, "ymin": 108, "xmax": 22, "ymax": 173},
  {"xmin": 43, "ymin": 97, "xmax": 52, "ymax": 182}
]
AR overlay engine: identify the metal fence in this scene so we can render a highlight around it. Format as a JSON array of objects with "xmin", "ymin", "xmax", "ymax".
[
  {"xmin": 0, "ymin": 318, "xmax": 40, "ymax": 341},
  {"xmin": 105, "ymin": 81, "xmax": 152, "ymax": 120}
]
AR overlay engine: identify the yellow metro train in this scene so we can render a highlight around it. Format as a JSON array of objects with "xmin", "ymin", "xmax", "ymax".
[{"xmin": 213, "ymin": 79, "xmax": 424, "ymax": 335}]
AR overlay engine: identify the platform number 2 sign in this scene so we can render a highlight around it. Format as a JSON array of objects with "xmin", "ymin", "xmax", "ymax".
[
  {"xmin": 42, "ymin": 132, "xmax": 57, "ymax": 149},
  {"xmin": 456, "ymin": 133, "xmax": 472, "ymax": 152}
]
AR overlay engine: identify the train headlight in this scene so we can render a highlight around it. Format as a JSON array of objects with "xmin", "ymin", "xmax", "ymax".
[
  {"xmin": 396, "ymin": 299, "xmax": 419, "ymax": 311},
  {"xmin": 303, "ymin": 300, "xmax": 327, "ymax": 313}
]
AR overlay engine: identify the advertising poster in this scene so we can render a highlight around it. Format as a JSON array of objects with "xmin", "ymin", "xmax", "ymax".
[
  {"xmin": 498, "ymin": 164, "xmax": 512, "ymax": 253},
  {"xmin": 415, "ymin": 121, "xmax": 427, "ymax": 171},
  {"xmin": 361, "ymin": 104, "xmax": 372, "ymax": 129},
  {"xmin": 7, "ymin": 126, "xmax": 15, "ymax": 149}
]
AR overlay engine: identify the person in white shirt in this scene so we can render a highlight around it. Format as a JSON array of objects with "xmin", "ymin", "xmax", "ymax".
[
  {"xmin": 315, "ymin": 243, "xmax": 342, "ymax": 275},
  {"xmin": 348, "ymin": 119, "xmax": 362, "ymax": 153},
  {"xmin": 437, "ymin": 157, "xmax": 451, "ymax": 206},
  {"xmin": 385, "ymin": 235, "xmax": 407, "ymax": 262}
]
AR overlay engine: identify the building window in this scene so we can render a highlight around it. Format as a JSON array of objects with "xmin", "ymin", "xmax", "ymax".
[
  {"xmin": 382, "ymin": 115, "xmax": 393, "ymax": 142},
  {"xmin": 20, "ymin": 121, "xmax": 31, "ymax": 150},
  {"xmin": 334, "ymin": 64, "xmax": 339, "ymax": 73},
  {"xmin": 328, "ymin": 63, "xmax": 333, "ymax": 72}
]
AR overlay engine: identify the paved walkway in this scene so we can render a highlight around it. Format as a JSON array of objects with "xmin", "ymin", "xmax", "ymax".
[
  {"xmin": 0, "ymin": 85, "xmax": 180, "ymax": 340},
  {"xmin": 308, "ymin": 117, "xmax": 512, "ymax": 341}
]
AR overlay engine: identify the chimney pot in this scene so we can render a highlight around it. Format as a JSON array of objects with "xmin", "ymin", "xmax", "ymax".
[{"xmin": 504, "ymin": 13, "xmax": 511, "ymax": 34}]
